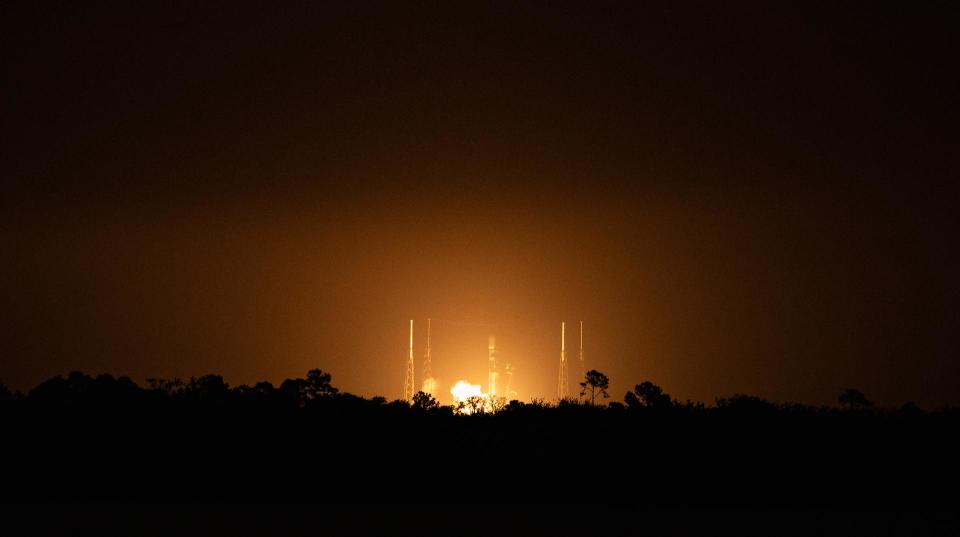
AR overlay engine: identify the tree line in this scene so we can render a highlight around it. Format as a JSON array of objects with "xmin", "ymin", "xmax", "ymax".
[
  {"xmin": 1, "ymin": 367, "xmax": 957, "ymax": 507},
  {"xmin": 0, "ymin": 368, "xmax": 941, "ymax": 419}
]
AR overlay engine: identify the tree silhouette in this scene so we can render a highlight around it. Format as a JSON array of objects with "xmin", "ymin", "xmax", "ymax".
[
  {"xmin": 29, "ymin": 373, "xmax": 81, "ymax": 405},
  {"xmin": 146, "ymin": 377, "xmax": 184, "ymax": 397},
  {"xmin": 898, "ymin": 401, "xmax": 923, "ymax": 417},
  {"xmin": 386, "ymin": 399, "xmax": 410, "ymax": 411},
  {"xmin": 463, "ymin": 395, "xmax": 487, "ymax": 414},
  {"xmin": 505, "ymin": 399, "xmax": 525, "ymax": 412},
  {"xmin": 411, "ymin": 390, "xmax": 439, "ymax": 412},
  {"xmin": 624, "ymin": 380, "xmax": 672, "ymax": 409},
  {"xmin": 715, "ymin": 394, "xmax": 777, "ymax": 415},
  {"xmin": 579, "ymin": 369, "xmax": 610, "ymax": 405},
  {"xmin": 488, "ymin": 395, "xmax": 508, "ymax": 413},
  {"xmin": 280, "ymin": 378, "xmax": 308, "ymax": 407},
  {"xmin": 305, "ymin": 369, "xmax": 338, "ymax": 399},
  {"xmin": 607, "ymin": 401, "xmax": 625, "ymax": 412},
  {"xmin": 838, "ymin": 388, "xmax": 874, "ymax": 411},
  {"xmin": 528, "ymin": 398, "xmax": 548, "ymax": 408},
  {"xmin": 187, "ymin": 374, "xmax": 230, "ymax": 403},
  {"xmin": 251, "ymin": 381, "xmax": 276, "ymax": 396},
  {"xmin": 0, "ymin": 383, "xmax": 12, "ymax": 401}
]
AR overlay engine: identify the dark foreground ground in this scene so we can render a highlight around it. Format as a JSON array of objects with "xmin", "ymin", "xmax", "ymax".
[
  {"xmin": 2, "ymin": 380, "xmax": 958, "ymax": 535},
  {"xmin": 1, "ymin": 502, "xmax": 957, "ymax": 536}
]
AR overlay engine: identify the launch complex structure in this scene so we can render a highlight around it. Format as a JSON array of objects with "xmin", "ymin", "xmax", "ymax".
[
  {"xmin": 403, "ymin": 319, "xmax": 584, "ymax": 403},
  {"xmin": 556, "ymin": 321, "xmax": 587, "ymax": 401},
  {"xmin": 402, "ymin": 318, "xmax": 439, "ymax": 402}
]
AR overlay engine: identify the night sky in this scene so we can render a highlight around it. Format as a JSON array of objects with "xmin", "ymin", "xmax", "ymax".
[{"xmin": 3, "ymin": 2, "xmax": 958, "ymax": 407}]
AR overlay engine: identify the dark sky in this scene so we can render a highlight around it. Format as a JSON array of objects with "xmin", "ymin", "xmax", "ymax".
[{"xmin": 3, "ymin": 1, "xmax": 958, "ymax": 407}]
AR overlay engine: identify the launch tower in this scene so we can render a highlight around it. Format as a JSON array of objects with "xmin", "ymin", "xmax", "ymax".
[{"xmin": 404, "ymin": 319, "xmax": 415, "ymax": 402}]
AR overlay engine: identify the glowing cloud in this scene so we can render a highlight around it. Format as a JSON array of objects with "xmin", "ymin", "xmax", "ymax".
[{"xmin": 450, "ymin": 380, "xmax": 484, "ymax": 403}]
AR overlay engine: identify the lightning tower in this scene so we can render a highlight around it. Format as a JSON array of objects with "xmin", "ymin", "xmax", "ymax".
[
  {"xmin": 422, "ymin": 318, "xmax": 436, "ymax": 395},
  {"xmin": 404, "ymin": 319, "xmax": 415, "ymax": 402},
  {"xmin": 557, "ymin": 321, "xmax": 569, "ymax": 401}
]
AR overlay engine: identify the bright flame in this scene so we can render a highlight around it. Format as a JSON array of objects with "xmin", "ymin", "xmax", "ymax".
[
  {"xmin": 449, "ymin": 380, "xmax": 507, "ymax": 415},
  {"xmin": 450, "ymin": 380, "xmax": 484, "ymax": 403}
]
